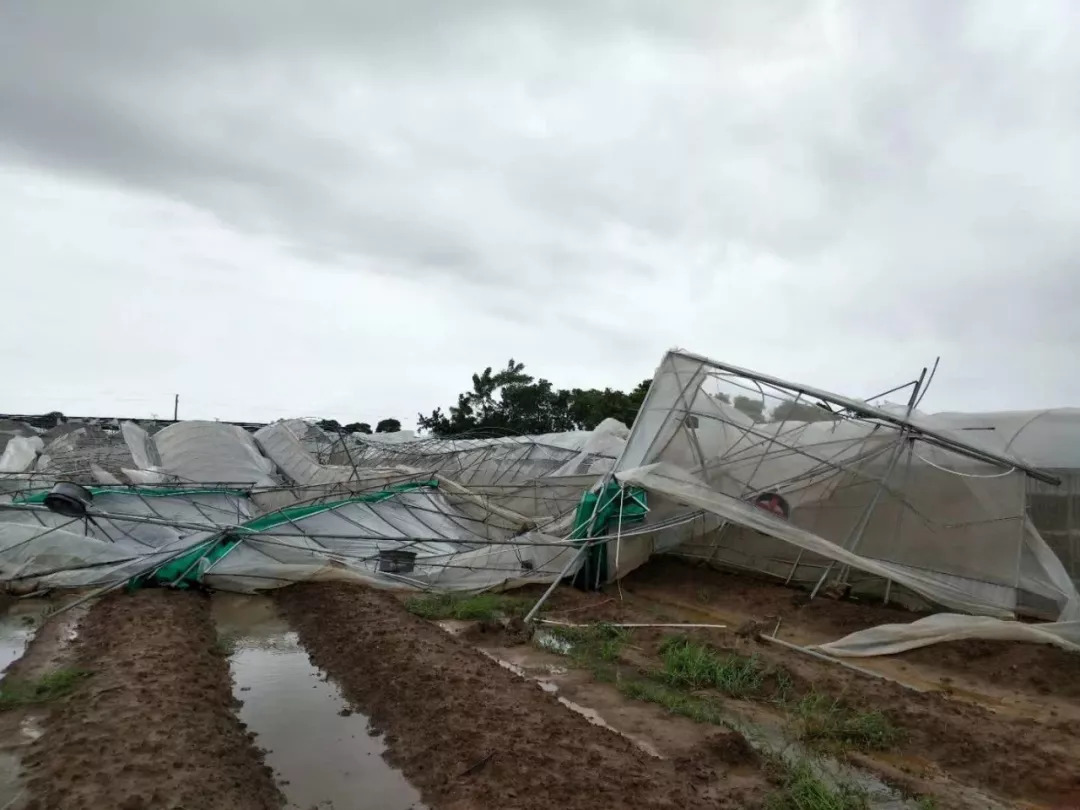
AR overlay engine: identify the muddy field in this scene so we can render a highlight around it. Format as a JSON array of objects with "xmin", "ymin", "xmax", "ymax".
[
  {"xmin": 278, "ymin": 582, "xmax": 771, "ymax": 810},
  {"xmin": 0, "ymin": 555, "xmax": 1077, "ymax": 809},
  {"xmin": 623, "ymin": 557, "xmax": 1080, "ymax": 709},
  {"xmin": 16, "ymin": 590, "xmax": 282, "ymax": 810},
  {"xmin": 509, "ymin": 558, "xmax": 1080, "ymax": 808}
]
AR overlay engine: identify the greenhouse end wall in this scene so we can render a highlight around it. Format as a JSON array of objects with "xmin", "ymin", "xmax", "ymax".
[{"xmin": 1028, "ymin": 471, "xmax": 1080, "ymax": 585}]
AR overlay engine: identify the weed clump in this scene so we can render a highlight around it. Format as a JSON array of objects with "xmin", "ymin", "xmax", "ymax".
[
  {"xmin": 618, "ymin": 679, "xmax": 732, "ymax": 726},
  {"xmin": 404, "ymin": 592, "xmax": 532, "ymax": 622},
  {"xmin": 659, "ymin": 635, "xmax": 791, "ymax": 701},
  {"xmin": 543, "ymin": 623, "xmax": 629, "ymax": 680},
  {"xmin": 212, "ymin": 634, "xmax": 237, "ymax": 657},
  {"xmin": 764, "ymin": 758, "xmax": 869, "ymax": 810},
  {"xmin": 0, "ymin": 667, "xmax": 90, "ymax": 710},
  {"xmin": 794, "ymin": 693, "xmax": 903, "ymax": 752}
]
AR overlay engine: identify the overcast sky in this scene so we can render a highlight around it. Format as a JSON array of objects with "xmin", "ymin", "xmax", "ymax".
[{"xmin": 2, "ymin": 1, "xmax": 1078, "ymax": 427}]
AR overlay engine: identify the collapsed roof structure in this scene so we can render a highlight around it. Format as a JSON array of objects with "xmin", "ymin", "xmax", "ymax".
[{"xmin": 2, "ymin": 349, "xmax": 1079, "ymax": 652}]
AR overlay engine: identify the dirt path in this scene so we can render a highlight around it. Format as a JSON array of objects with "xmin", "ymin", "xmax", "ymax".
[
  {"xmin": 277, "ymin": 582, "xmax": 770, "ymax": 810},
  {"xmin": 21, "ymin": 589, "xmax": 282, "ymax": 810}
]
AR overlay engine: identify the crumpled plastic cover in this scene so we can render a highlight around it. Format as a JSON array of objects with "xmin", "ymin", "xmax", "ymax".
[
  {"xmin": 816, "ymin": 612, "xmax": 1080, "ymax": 657},
  {"xmin": 0, "ymin": 436, "xmax": 43, "ymax": 473}
]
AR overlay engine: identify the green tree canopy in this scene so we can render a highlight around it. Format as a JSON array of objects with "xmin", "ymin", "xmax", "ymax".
[
  {"xmin": 732, "ymin": 396, "xmax": 765, "ymax": 423},
  {"xmin": 343, "ymin": 422, "xmax": 372, "ymax": 434},
  {"xmin": 770, "ymin": 399, "xmax": 837, "ymax": 423},
  {"xmin": 417, "ymin": 360, "xmax": 651, "ymax": 437},
  {"xmin": 375, "ymin": 418, "xmax": 402, "ymax": 433}
]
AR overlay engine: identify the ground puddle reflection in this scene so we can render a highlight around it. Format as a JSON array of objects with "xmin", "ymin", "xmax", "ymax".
[
  {"xmin": 0, "ymin": 600, "xmax": 48, "ymax": 676},
  {"xmin": 214, "ymin": 595, "xmax": 426, "ymax": 810}
]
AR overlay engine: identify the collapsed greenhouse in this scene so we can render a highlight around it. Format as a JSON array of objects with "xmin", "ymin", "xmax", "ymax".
[{"xmin": 2, "ymin": 348, "xmax": 1080, "ymax": 652}]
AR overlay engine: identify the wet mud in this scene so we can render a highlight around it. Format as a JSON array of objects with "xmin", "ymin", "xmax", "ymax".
[
  {"xmin": 530, "ymin": 561, "xmax": 1080, "ymax": 809},
  {"xmin": 626, "ymin": 557, "xmax": 1080, "ymax": 703},
  {"xmin": 0, "ymin": 595, "xmax": 88, "ymax": 810},
  {"xmin": 278, "ymin": 582, "xmax": 770, "ymax": 810},
  {"xmin": 213, "ymin": 593, "xmax": 425, "ymax": 810},
  {"xmin": 21, "ymin": 589, "xmax": 283, "ymax": 810}
]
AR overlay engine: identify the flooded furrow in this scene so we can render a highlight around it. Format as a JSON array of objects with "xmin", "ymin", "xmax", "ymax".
[
  {"xmin": 0, "ymin": 602, "xmax": 39, "ymax": 675},
  {"xmin": 277, "ymin": 582, "xmax": 761, "ymax": 810},
  {"xmin": 0, "ymin": 596, "xmax": 85, "ymax": 810},
  {"xmin": 212, "ymin": 594, "xmax": 425, "ymax": 810},
  {"xmin": 18, "ymin": 589, "xmax": 281, "ymax": 810}
]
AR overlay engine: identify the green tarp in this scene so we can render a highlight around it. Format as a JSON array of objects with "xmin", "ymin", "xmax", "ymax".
[
  {"xmin": 569, "ymin": 480, "xmax": 647, "ymax": 589},
  {"xmin": 129, "ymin": 480, "xmax": 441, "ymax": 590}
]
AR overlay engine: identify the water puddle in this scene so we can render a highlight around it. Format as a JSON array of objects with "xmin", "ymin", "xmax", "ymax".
[
  {"xmin": 212, "ymin": 595, "xmax": 426, "ymax": 810},
  {"xmin": 0, "ymin": 600, "xmax": 50, "ymax": 677},
  {"xmin": 0, "ymin": 599, "xmax": 58, "ymax": 810}
]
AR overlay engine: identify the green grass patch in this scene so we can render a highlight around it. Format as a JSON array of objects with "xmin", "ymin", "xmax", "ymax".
[
  {"xmin": 0, "ymin": 667, "xmax": 90, "ymax": 710},
  {"xmin": 618, "ymin": 678, "xmax": 733, "ymax": 726},
  {"xmin": 404, "ymin": 592, "xmax": 533, "ymax": 621},
  {"xmin": 659, "ymin": 635, "xmax": 792, "ymax": 701},
  {"xmin": 542, "ymin": 623, "xmax": 630, "ymax": 682},
  {"xmin": 212, "ymin": 634, "xmax": 237, "ymax": 657},
  {"xmin": 545, "ymin": 623, "xmax": 629, "ymax": 661},
  {"xmin": 794, "ymin": 693, "xmax": 903, "ymax": 752},
  {"xmin": 764, "ymin": 758, "xmax": 868, "ymax": 810}
]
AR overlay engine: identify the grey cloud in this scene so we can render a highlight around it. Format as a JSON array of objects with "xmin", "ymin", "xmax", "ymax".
[{"xmin": 3, "ymin": 0, "xmax": 1080, "ymax": 412}]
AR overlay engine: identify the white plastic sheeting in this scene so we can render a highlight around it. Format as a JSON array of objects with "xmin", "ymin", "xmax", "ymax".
[
  {"xmin": 0, "ymin": 414, "xmax": 628, "ymax": 593},
  {"xmin": 817, "ymin": 613, "xmax": 1080, "ymax": 657},
  {"xmin": 608, "ymin": 349, "xmax": 1080, "ymax": 623},
  {"xmin": 253, "ymin": 422, "xmax": 358, "ymax": 487},
  {"xmin": 0, "ymin": 485, "xmax": 580, "ymax": 594},
  {"xmin": 0, "ymin": 436, "xmax": 42, "ymax": 474},
  {"xmin": 929, "ymin": 408, "xmax": 1080, "ymax": 469},
  {"xmin": 618, "ymin": 462, "xmax": 1079, "ymax": 619},
  {"xmin": 151, "ymin": 421, "xmax": 278, "ymax": 487},
  {"xmin": 0, "ymin": 491, "xmax": 251, "ymax": 589}
]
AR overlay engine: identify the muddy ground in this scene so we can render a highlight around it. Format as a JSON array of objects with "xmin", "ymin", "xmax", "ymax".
[
  {"xmin": 506, "ymin": 557, "xmax": 1080, "ymax": 808},
  {"xmin": 18, "ymin": 589, "xmax": 282, "ymax": 810},
  {"xmin": 625, "ymin": 557, "xmax": 1080, "ymax": 702},
  {"xmin": 278, "ymin": 582, "xmax": 773, "ymax": 810},
  {"xmin": 2, "ymin": 553, "xmax": 1076, "ymax": 809}
]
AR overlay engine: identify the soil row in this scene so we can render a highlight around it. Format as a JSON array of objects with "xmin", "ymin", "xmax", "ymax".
[
  {"xmin": 21, "ymin": 589, "xmax": 282, "ymax": 810},
  {"xmin": 629, "ymin": 557, "xmax": 1080, "ymax": 700},
  {"xmin": 277, "ymin": 582, "xmax": 769, "ymax": 810},
  {"xmin": 535, "ymin": 573, "xmax": 1080, "ymax": 808}
]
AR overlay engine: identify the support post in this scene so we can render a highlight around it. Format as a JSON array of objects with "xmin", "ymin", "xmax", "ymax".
[
  {"xmin": 810, "ymin": 367, "xmax": 926, "ymax": 599},
  {"xmin": 523, "ymin": 544, "xmax": 589, "ymax": 624}
]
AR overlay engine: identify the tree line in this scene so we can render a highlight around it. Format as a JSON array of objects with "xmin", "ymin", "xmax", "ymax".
[{"xmin": 316, "ymin": 360, "xmax": 836, "ymax": 438}]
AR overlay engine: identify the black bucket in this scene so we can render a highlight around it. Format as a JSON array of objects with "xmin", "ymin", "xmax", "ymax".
[
  {"xmin": 378, "ymin": 549, "xmax": 417, "ymax": 574},
  {"xmin": 43, "ymin": 482, "xmax": 94, "ymax": 518}
]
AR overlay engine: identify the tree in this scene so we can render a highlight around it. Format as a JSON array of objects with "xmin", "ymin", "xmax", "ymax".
[
  {"xmin": 770, "ymin": 399, "xmax": 837, "ymax": 423},
  {"xmin": 732, "ymin": 396, "xmax": 765, "ymax": 423},
  {"xmin": 417, "ymin": 360, "xmax": 652, "ymax": 437},
  {"xmin": 566, "ymin": 379, "xmax": 651, "ymax": 430},
  {"xmin": 317, "ymin": 418, "xmax": 341, "ymax": 432},
  {"xmin": 375, "ymin": 418, "xmax": 402, "ymax": 433},
  {"xmin": 343, "ymin": 422, "xmax": 372, "ymax": 434}
]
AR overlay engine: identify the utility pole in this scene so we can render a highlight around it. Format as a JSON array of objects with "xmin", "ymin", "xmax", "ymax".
[{"xmin": 173, "ymin": 394, "xmax": 179, "ymax": 421}]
